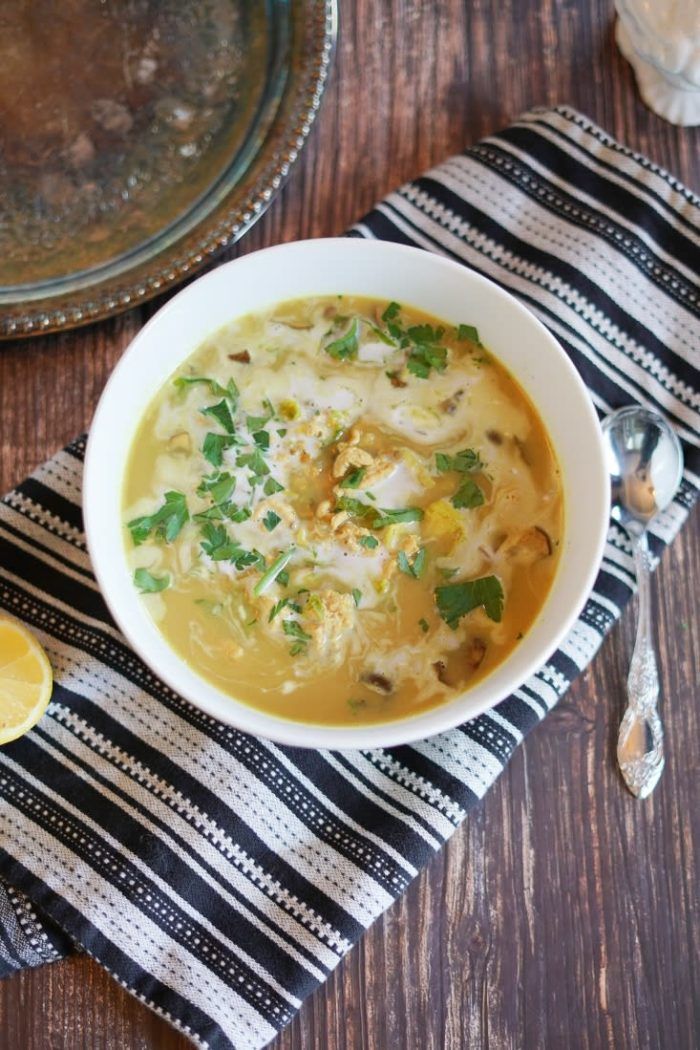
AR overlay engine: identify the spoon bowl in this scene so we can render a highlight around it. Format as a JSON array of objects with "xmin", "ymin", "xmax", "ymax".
[{"xmin": 603, "ymin": 405, "xmax": 684, "ymax": 537}]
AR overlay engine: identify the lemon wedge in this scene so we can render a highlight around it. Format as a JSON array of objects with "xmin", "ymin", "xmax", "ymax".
[{"xmin": 0, "ymin": 615, "xmax": 53, "ymax": 745}]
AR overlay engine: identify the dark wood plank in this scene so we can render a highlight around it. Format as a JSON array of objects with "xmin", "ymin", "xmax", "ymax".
[{"xmin": 1, "ymin": 1, "xmax": 698, "ymax": 1048}]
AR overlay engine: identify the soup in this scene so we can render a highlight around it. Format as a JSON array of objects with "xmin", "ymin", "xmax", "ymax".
[{"xmin": 122, "ymin": 296, "xmax": 563, "ymax": 725}]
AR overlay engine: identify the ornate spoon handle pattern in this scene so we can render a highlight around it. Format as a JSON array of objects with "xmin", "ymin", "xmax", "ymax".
[{"xmin": 617, "ymin": 534, "xmax": 664, "ymax": 798}]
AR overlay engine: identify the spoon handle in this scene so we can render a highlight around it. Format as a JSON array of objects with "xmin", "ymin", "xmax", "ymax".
[{"xmin": 617, "ymin": 532, "xmax": 664, "ymax": 798}]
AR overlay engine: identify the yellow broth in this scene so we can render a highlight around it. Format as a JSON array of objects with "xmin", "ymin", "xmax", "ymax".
[{"xmin": 123, "ymin": 296, "xmax": 563, "ymax": 725}]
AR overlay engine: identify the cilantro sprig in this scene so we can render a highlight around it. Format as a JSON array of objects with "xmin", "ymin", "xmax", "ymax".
[
  {"xmin": 324, "ymin": 318, "xmax": 360, "ymax": 360},
  {"xmin": 133, "ymin": 568, "xmax": 170, "ymax": 593},
  {"xmin": 128, "ymin": 491, "xmax": 189, "ymax": 546},
  {"xmin": 397, "ymin": 547, "xmax": 427, "ymax": 579},
  {"xmin": 283, "ymin": 619, "xmax": 312, "ymax": 656},
  {"xmin": 435, "ymin": 575, "xmax": 504, "ymax": 628}
]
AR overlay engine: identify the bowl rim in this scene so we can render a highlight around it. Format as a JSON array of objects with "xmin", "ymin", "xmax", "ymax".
[{"xmin": 84, "ymin": 237, "xmax": 610, "ymax": 750}]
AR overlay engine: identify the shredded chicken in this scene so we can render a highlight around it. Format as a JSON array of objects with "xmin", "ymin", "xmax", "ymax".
[
  {"xmin": 304, "ymin": 590, "xmax": 356, "ymax": 653},
  {"xmin": 252, "ymin": 498, "xmax": 297, "ymax": 527},
  {"xmin": 333, "ymin": 445, "xmax": 373, "ymax": 478}
]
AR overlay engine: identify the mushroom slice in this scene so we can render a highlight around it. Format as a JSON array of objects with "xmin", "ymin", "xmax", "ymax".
[
  {"xmin": 465, "ymin": 638, "xmax": 487, "ymax": 671},
  {"xmin": 361, "ymin": 672, "xmax": 393, "ymax": 695},
  {"xmin": 500, "ymin": 526, "xmax": 552, "ymax": 562}
]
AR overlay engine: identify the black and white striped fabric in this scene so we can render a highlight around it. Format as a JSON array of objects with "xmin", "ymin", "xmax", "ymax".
[{"xmin": 1, "ymin": 106, "xmax": 698, "ymax": 1048}]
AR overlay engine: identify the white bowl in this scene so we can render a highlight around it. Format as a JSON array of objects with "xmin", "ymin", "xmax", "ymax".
[{"xmin": 84, "ymin": 238, "xmax": 609, "ymax": 750}]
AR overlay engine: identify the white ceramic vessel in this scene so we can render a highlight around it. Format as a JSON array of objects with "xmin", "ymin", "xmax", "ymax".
[
  {"xmin": 616, "ymin": 0, "xmax": 700, "ymax": 126},
  {"xmin": 84, "ymin": 238, "xmax": 609, "ymax": 750}
]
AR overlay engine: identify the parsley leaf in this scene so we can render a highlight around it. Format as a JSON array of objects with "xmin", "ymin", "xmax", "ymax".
[
  {"xmin": 435, "ymin": 575, "xmax": 504, "ymax": 628},
  {"xmin": 451, "ymin": 478, "xmax": 485, "ymax": 509},
  {"xmin": 202, "ymin": 432, "xmax": 238, "ymax": 467},
  {"xmin": 283, "ymin": 619, "xmax": 311, "ymax": 642},
  {"xmin": 359, "ymin": 535, "xmax": 379, "ymax": 550},
  {"xmin": 252, "ymin": 430, "xmax": 270, "ymax": 451},
  {"xmin": 283, "ymin": 618, "xmax": 311, "ymax": 655},
  {"xmin": 133, "ymin": 568, "xmax": 170, "ymax": 593},
  {"xmin": 199, "ymin": 522, "xmax": 263, "ymax": 568},
  {"xmin": 263, "ymin": 477, "xmax": 284, "ymax": 496},
  {"xmin": 324, "ymin": 318, "xmax": 360, "ymax": 360},
  {"xmin": 456, "ymin": 323, "xmax": 481, "ymax": 345},
  {"xmin": 406, "ymin": 324, "xmax": 445, "ymax": 344},
  {"xmin": 435, "ymin": 448, "xmax": 483, "ymax": 474},
  {"xmin": 352, "ymin": 588, "xmax": 362, "ymax": 607},
  {"xmin": 197, "ymin": 472, "xmax": 236, "ymax": 504},
  {"xmin": 174, "ymin": 376, "xmax": 239, "ymax": 407},
  {"xmin": 127, "ymin": 491, "xmax": 189, "ymax": 545},
  {"xmin": 263, "ymin": 510, "xmax": 282, "ymax": 532},
  {"xmin": 246, "ymin": 399, "xmax": 275, "ymax": 431},
  {"xmin": 201, "ymin": 399, "xmax": 236, "ymax": 434},
  {"xmin": 227, "ymin": 505, "xmax": 252, "ymax": 523},
  {"xmin": 341, "ymin": 467, "xmax": 366, "ymax": 489},
  {"xmin": 237, "ymin": 448, "xmax": 270, "ymax": 477},
  {"xmin": 406, "ymin": 343, "xmax": 448, "ymax": 379},
  {"xmin": 381, "ymin": 301, "xmax": 404, "ymax": 341},
  {"xmin": 397, "ymin": 547, "xmax": 427, "ymax": 579},
  {"xmin": 269, "ymin": 597, "xmax": 301, "ymax": 622}
]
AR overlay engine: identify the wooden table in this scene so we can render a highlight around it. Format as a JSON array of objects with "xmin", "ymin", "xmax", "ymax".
[{"xmin": 1, "ymin": 2, "xmax": 698, "ymax": 1047}]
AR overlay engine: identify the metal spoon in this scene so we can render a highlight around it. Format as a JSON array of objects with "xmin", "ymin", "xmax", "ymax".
[{"xmin": 601, "ymin": 406, "xmax": 684, "ymax": 799}]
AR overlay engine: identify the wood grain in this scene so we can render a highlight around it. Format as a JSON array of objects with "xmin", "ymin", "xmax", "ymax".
[{"xmin": 1, "ymin": 1, "xmax": 698, "ymax": 1048}]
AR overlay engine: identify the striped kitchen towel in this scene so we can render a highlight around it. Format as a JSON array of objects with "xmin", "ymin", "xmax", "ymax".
[{"xmin": 0, "ymin": 106, "xmax": 698, "ymax": 1048}]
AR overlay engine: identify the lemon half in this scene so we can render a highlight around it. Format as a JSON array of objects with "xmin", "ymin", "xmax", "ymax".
[{"xmin": 0, "ymin": 615, "xmax": 53, "ymax": 745}]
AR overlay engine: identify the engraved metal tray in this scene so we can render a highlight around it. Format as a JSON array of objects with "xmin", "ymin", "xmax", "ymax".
[{"xmin": 0, "ymin": 0, "xmax": 336, "ymax": 338}]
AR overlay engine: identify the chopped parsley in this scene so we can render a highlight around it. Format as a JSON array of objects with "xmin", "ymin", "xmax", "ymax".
[
  {"xmin": 201, "ymin": 399, "xmax": 236, "ymax": 434},
  {"xmin": 397, "ymin": 547, "xmax": 426, "ymax": 579},
  {"xmin": 263, "ymin": 510, "xmax": 282, "ymax": 532},
  {"xmin": 263, "ymin": 477, "xmax": 284, "ymax": 496},
  {"xmin": 199, "ymin": 522, "xmax": 263, "ymax": 569},
  {"xmin": 269, "ymin": 597, "xmax": 301, "ymax": 622},
  {"xmin": 352, "ymin": 588, "xmax": 362, "ymax": 607},
  {"xmin": 246, "ymin": 399, "xmax": 275, "ymax": 430},
  {"xmin": 227, "ymin": 505, "xmax": 252, "ymax": 524},
  {"xmin": 341, "ymin": 467, "xmax": 366, "ymax": 489},
  {"xmin": 128, "ymin": 491, "xmax": 189, "ymax": 545},
  {"xmin": 283, "ymin": 618, "xmax": 311, "ymax": 656},
  {"xmin": 406, "ymin": 343, "xmax": 447, "ymax": 379},
  {"xmin": 418, "ymin": 617, "xmax": 429, "ymax": 633},
  {"xmin": 252, "ymin": 430, "xmax": 270, "ymax": 451},
  {"xmin": 359, "ymin": 535, "xmax": 379, "ymax": 550},
  {"xmin": 237, "ymin": 448, "xmax": 270, "ymax": 477},
  {"xmin": 381, "ymin": 301, "xmax": 404, "ymax": 341},
  {"xmin": 196, "ymin": 472, "xmax": 236, "ymax": 504},
  {"xmin": 451, "ymin": 478, "xmax": 485, "ymax": 509},
  {"xmin": 277, "ymin": 570, "xmax": 290, "ymax": 587},
  {"xmin": 456, "ymin": 323, "xmax": 481, "ymax": 345},
  {"xmin": 435, "ymin": 575, "xmax": 504, "ymax": 628},
  {"xmin": 174, "ymin": 375, "xmax": 239, "ymax": 407},
  {"xmin": 435, "ymin": 448, "xmax": 483, "ymax": 474},
  {"xmin": 324, "ymin": 317, "xmax": 360, "ymax": 360},
  {"xmin": 133, "ymin": 568, "xmax": 170, "ymax": 593},
  {"xmin": 202, "ymin": 432, "xmax": 238, "ymax": 467}
]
